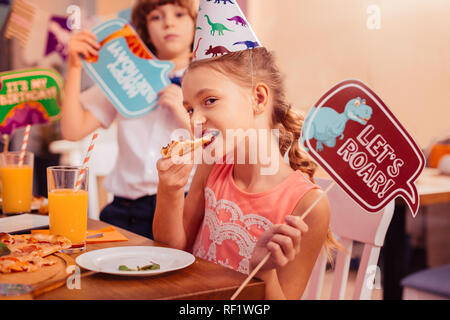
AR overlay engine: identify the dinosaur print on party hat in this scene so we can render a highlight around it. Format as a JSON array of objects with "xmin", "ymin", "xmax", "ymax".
[
  {"xmin": 193, "ymin": 0, "xmax": 261, "ymax": 61},
  {"xmin": 207, "ymin": 0, "xmax": 235, "ymax": 5},
  {"xmin": 205, "ymin": 14, "xmax": 234, "ymax": 36},
  {"xmin": 234, "ymin": 41, "xmax": 259, "ymax": 49},
  {"xmin": 227, "ymin": 16, "xmax": 247, "ymax": 27}
]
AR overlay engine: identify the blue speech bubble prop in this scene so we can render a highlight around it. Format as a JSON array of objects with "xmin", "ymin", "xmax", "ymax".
[{"xmin": 82, "ymin": 19, "xmax": 174, "ymax": 118}]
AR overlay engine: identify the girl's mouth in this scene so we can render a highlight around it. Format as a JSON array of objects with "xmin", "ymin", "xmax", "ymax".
[
  {"xmin": 202, "ymin": 129, "xmax": 220, "ymax": 137},
  {"xmin": 202, "ymin": 130, "xmax": 220, "ymax": 148}
]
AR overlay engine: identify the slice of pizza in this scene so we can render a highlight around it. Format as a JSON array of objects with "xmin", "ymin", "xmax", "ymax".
[
  {"xmin": 0, "ymin": 233, "xmax": 71, "ymax": 273},
  {"xmin": 161, "ymin": 131, "xmax": 219, "ymax": 159},
  {"xmin": 0, "ymin": 252, "xmax": 57, "ymax": 273}
]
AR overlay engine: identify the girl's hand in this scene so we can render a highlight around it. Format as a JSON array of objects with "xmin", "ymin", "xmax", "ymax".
[
  {"xmin": 250, "ymin": 215, "xmax": 309, "ymax": 274},
  {"xmin": 67, "ymin": 30, "xmax": 100, "ymax": 68},
  {"xmin": 156, "ymin": 153, "xmax": 194, "ymax": 193},
  {"xmin": 158, "ymin": 84, "xmax": 190, "ymax": 129}
]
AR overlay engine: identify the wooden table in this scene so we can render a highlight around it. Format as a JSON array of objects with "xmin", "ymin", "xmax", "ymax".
[
  {"xmin": 415, "ymin": 168, "xmax": 450, "ymax": 206},
  {"xmin": 36, "ymin": 219, "xmax": 265, "ymax": 300}
]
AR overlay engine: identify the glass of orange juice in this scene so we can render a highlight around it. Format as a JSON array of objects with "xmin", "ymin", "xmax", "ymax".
[
  {"xmin": 0, "ymin": 151, "xmax": 34, "ymax": 215},
  {"xmin": 47, "ymin": 166, "xmax": 88, "ymax": 253}
]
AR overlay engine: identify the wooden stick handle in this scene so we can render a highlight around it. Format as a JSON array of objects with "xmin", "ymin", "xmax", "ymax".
[
  {"xmin": 230, "ymin": 181, "xmax": 336, "ymax": 300},
  {"xmin": 299, "ymin": 182, "xmax": 335, "ymax": 220},
  {"xmin": 230, "ymin": 252, "xmax": 271, "ymax": 300}
]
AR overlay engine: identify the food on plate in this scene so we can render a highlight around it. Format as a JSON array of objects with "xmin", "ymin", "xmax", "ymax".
[
  {"xmin": 160, "ymin": 131, "xmax": 219, "ymax": 159},
  {"xmin": 118, "ymin": 262, "xmax": 160, "ymax": 271},
  {"xmin": 0, "ymin": 232, "xmax": 71, "ymax": 273}
]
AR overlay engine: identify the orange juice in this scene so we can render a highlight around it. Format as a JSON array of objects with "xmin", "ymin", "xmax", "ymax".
[
  {"xmin": 48, "ymin": 189, "xmax": 88, "ymax": 245},
  {"xmin": 1, "ymin": 165, "xmax": 33, "ymax": 213}
]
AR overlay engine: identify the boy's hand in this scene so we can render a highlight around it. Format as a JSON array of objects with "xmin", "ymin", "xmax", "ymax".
[
  {"xmin": 158, "ymin": 84, "xmax": 190, "ymax": 130},
  {"xmin": 250, "ymin": 215, "xmax": 308, "ymax": 273},
  {"xmin": 68, "ymin": 30, "xmax": 100, "ymax": 68},
  {"xmin": 159, "ymin": 84, "xmax": 183, "ymax": 109}
]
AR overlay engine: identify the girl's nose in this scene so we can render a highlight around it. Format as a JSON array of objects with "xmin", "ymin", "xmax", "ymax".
[
  {"xmin": 191, "ymin": 109, "xmax": 206, "ymax": 124},
  {"xmin": 192, "ymin": 118, "xmax": 206, "ymax": 128}
]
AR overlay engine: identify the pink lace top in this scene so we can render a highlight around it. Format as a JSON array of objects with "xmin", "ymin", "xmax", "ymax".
[{"xmin": 192, "ymin": 164, "xmax": 319, "ymax": 274}]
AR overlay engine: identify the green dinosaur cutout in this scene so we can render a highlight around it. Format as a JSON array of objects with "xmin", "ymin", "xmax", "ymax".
[{"xmin": 204, "ymin": 14, "xmax": 233, "ymax": 36}]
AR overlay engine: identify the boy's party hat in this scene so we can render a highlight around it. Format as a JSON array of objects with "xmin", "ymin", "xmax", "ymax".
[{"xmin": 193, "ymin": 0, "xmax": 261, "ymax": 61}]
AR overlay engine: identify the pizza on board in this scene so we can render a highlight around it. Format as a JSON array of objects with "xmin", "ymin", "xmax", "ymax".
[{"xmin": 0, "ymin": 233, "xmax": 71, "ymax": 273}]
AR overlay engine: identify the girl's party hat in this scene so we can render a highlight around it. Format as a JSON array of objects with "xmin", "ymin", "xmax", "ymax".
[{"xmin": 193, "ymin": 0, "xmax": 261, "ymax": 61}]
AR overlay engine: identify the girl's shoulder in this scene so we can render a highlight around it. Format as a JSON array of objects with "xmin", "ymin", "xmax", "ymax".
[
  {"xmin": 272, "ymin": 163, "xmax": 318, "ymax": 196},
  {"xmin": 266, "ymin": 166, "xmax": 323, "ymax": 221},
  {"xmin": 291, "ymin": 181, "xmax": 331, "ymax": 231},
  {"xmin": 277, "ymin": 169, "xmax": 321, "ymax": 209}
]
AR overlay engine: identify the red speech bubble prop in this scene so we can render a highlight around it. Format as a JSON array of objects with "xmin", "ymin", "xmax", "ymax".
[{"xmin": 302, "ymin": 80, "xmax": 425, "ymax": 217}]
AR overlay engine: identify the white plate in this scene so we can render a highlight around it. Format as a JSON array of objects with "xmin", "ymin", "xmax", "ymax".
[{"xmin": 76, "ymin": 246, "xmax": 196, "ymax": 276}]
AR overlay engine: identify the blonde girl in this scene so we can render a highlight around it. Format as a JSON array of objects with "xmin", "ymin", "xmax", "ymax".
[{"xmin": 154, "ymin": 47, "xmax": 338, "ymax": 299}]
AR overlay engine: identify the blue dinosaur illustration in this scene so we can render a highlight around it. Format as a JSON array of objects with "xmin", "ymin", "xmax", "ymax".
[
  {"xmin": 233, "ymin": 41, "xmax": 259, "ymax": 49},
  {"xmin": 302, "ymin": 97, "xmax": 373, "ymax": 152},
  {"xmin": 207, "ymin": 0, "xmax": 234, "ymax": 4}
]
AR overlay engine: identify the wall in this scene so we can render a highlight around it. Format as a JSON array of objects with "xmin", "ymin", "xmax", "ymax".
[
  {"xmin": 248, "ymin": 0, "xmax": 450, "ymax": 148},
  {"xmin": 25, "ymin": 0, "xmax": 95, "ymax": 16},
  {"xmin": 96, "ymin": 0, "xmax": 134, "ymax": 16}
]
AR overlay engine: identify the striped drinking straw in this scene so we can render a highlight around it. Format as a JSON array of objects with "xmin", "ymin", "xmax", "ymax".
[
  {"xmin": 74, "ymin": 132, "xmax": 99, "ymax": 191},
  {"xmin": 18, "ymin": 124, "xmax": 31, "ymax": 166}
]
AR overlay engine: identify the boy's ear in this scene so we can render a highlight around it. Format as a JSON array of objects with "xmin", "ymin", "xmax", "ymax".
[{"xmin": 253, "ymin": 82, "xmax": 270, "ymax": 114}]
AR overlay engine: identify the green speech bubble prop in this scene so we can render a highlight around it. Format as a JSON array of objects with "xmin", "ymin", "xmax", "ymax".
[{"xmin": 0, "ymin": 68, "xmax": 63, "ymax": 136}]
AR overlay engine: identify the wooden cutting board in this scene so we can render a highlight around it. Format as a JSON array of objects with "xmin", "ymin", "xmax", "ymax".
[{"xmin": 0, "ymin": 252, "xmax": 75, "ymax": 299}]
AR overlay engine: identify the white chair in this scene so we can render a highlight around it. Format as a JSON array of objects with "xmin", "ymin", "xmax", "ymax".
[{"xmin": 303, "ymin": 177, "xmax": 395, "ymax": 300}]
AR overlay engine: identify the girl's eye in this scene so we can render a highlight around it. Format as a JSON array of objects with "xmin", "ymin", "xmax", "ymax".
[
  {"xmin": 204, "ymin": 98, "xmax": 217, "ymax": 106},
  {"xmin": 176, "ymin": 12, "xmax": 186, "ymax": 18}
]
